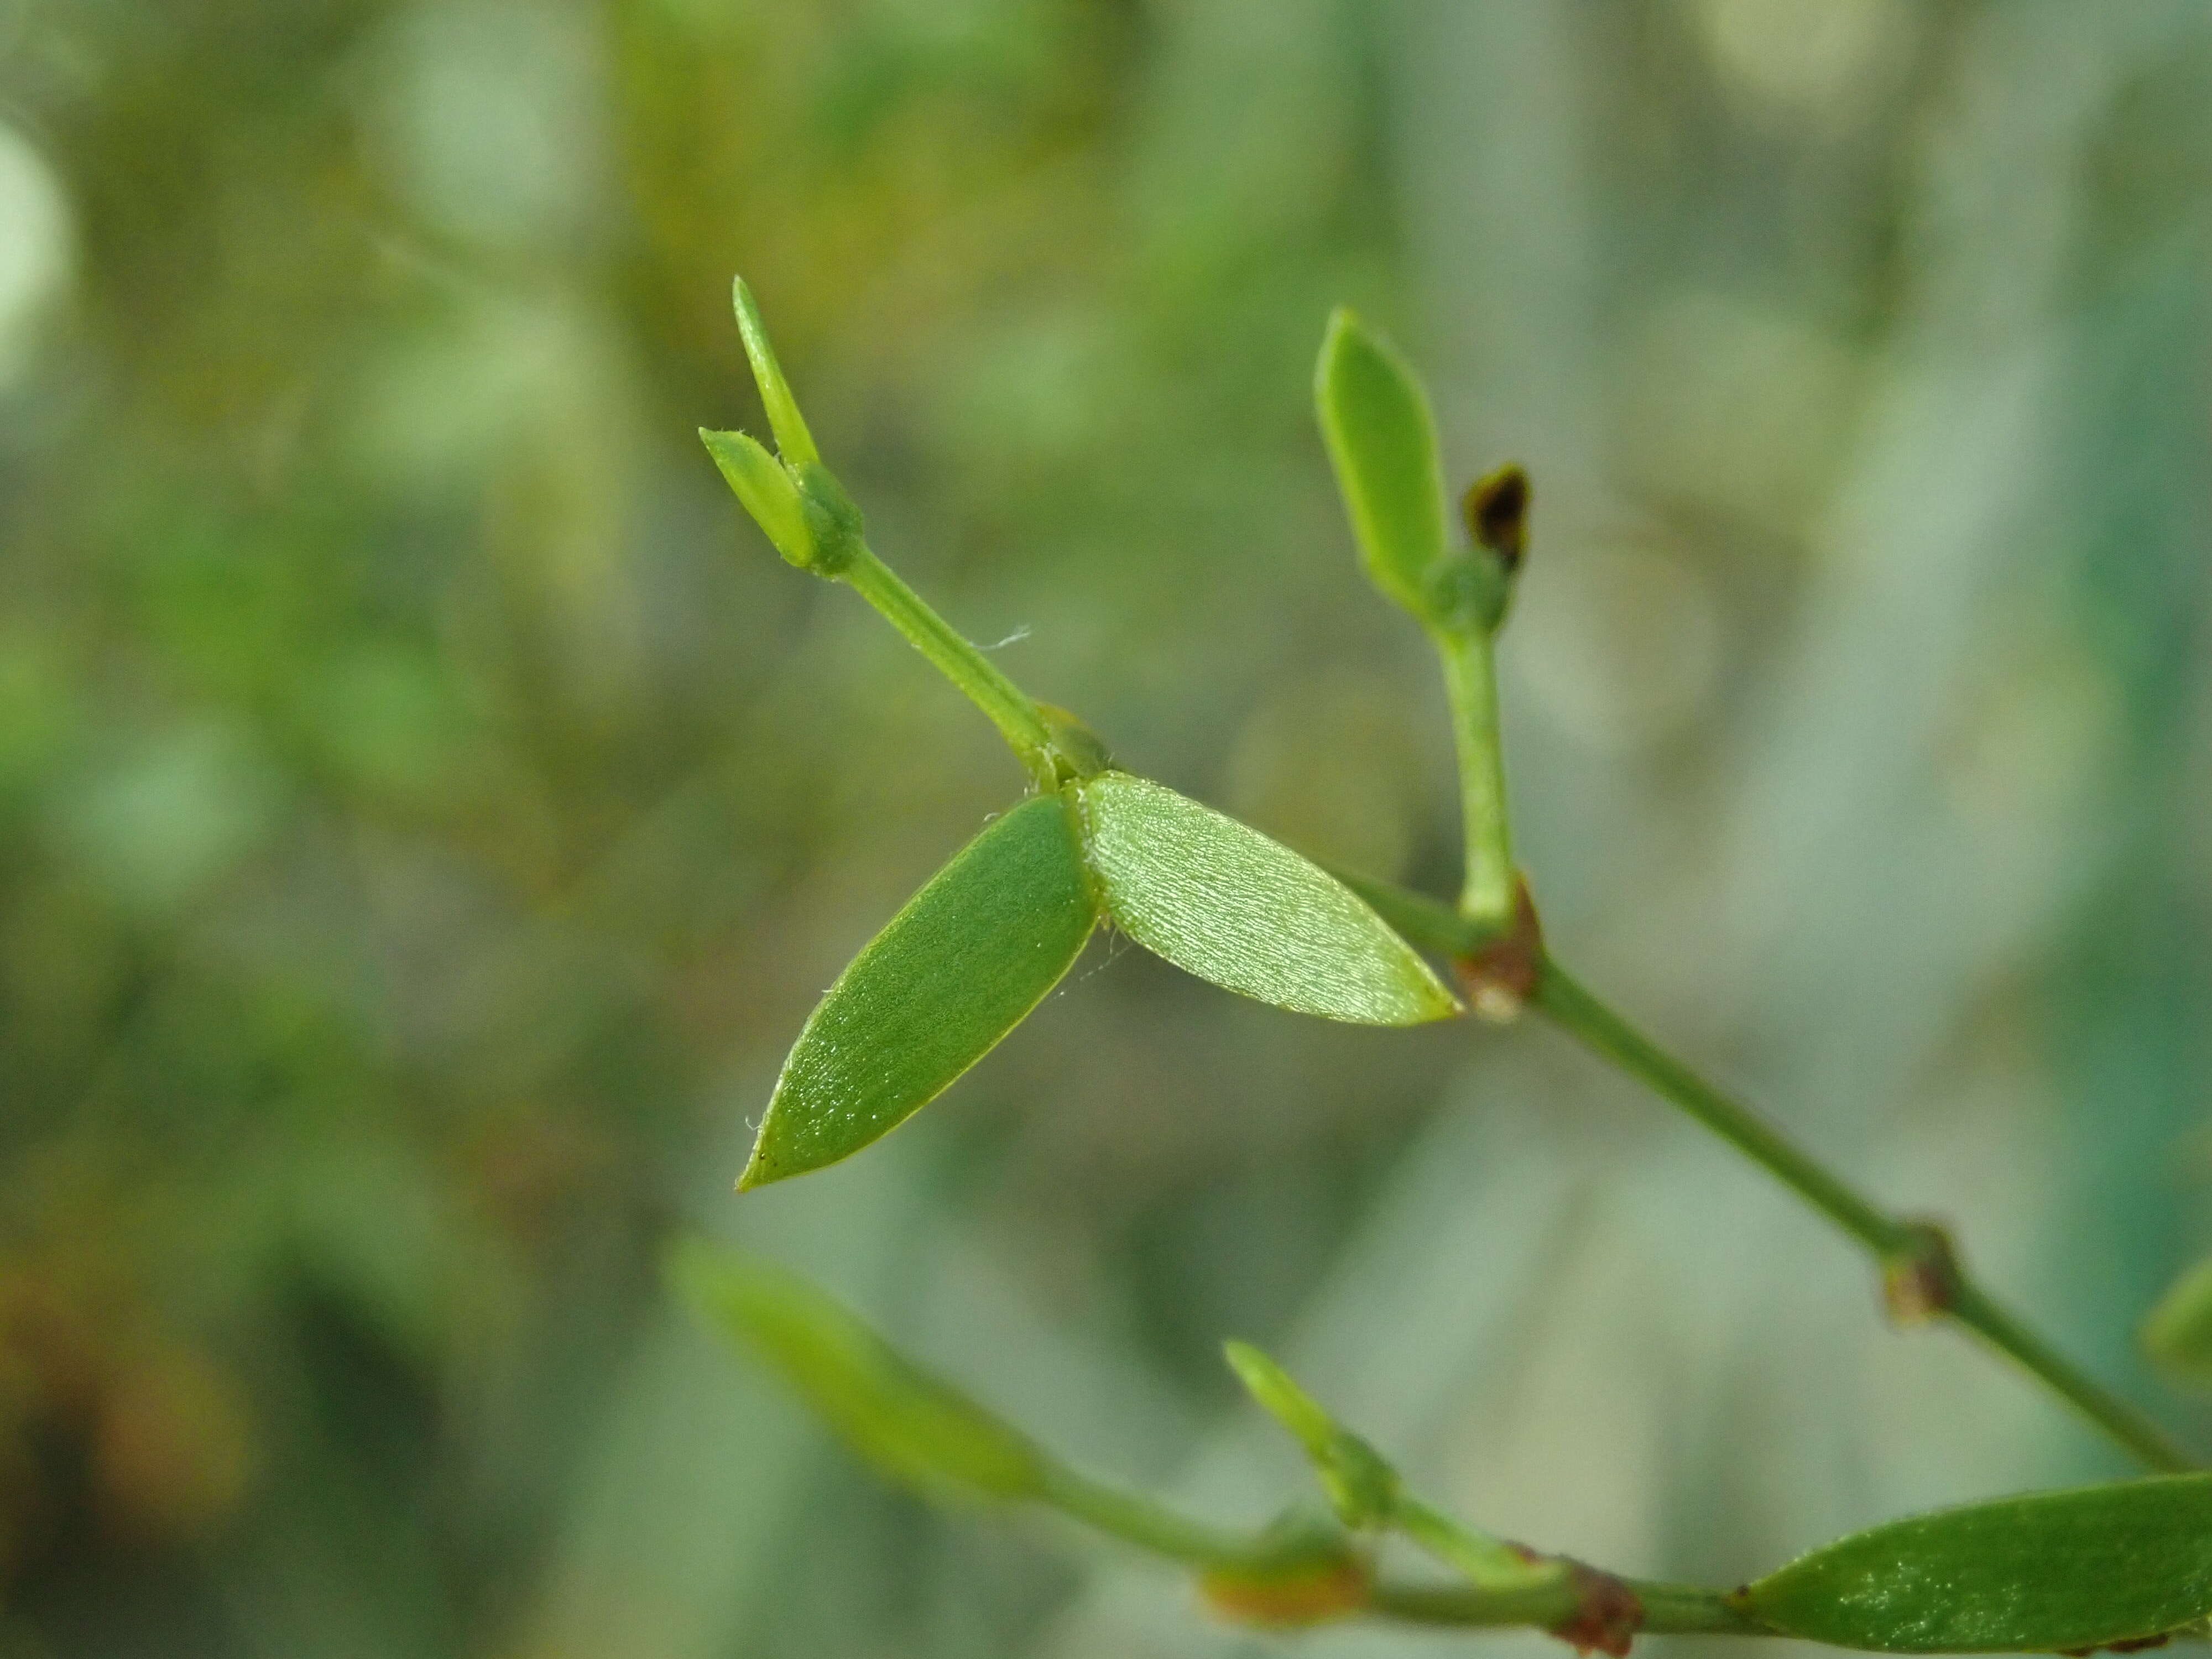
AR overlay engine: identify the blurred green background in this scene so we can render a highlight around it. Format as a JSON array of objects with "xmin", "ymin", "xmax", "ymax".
[{"xmin": 4, "ymin": 1, "xmax": 2212, "ymax": 1655}]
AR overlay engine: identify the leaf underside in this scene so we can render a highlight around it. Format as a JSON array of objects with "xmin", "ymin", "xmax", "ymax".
[
  {"xmin": 743, "ymin": 793, "xmax": 1097, "ymax": 1187},
  {"xmin": 1073, "ymin": 772, "xmax": 1458, "ymax": 1026},
  {"xmin": 670, "ymin": 1240, "xmax": 1045, "ymax": 1500},
  {"xmin": 1744, "ymin": 1474, "xmax": 2212, "ymax": 1653}
]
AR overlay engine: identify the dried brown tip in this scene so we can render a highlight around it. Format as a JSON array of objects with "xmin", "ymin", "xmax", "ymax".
[
  {"xmin": 1464, "ymin": 464, "xmax": 1531, "ymax": 572},
  {"xmin": 1881, "ymin": 1219, "xmax": 1962, "ymax": 1326},
  {"xmin": 1551, "ymin": 1561, "xmax": 1644, "ymax": 1657}
]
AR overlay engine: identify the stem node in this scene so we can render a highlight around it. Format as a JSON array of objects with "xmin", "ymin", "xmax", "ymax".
[
  {"xmin": 1551, "ymin": 1561, "xmax": 1645, "ymax": 1658},
  {"xmin": 1455, "ymin": 878, "xmax": 1544, "ymax": 1022},
  {"xmin": 1882, "ymin": 1218, "xmax": 1964, "ymax": 1327}
]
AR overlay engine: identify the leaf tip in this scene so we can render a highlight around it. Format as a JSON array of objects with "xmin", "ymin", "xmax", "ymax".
[
  {"xmin": 735, "ymin": 1131, "xmax": 791, "ymax": 1192},
  {"xmin": 728, "ymin": 273, "xmax": 820, "ymax": 469}
]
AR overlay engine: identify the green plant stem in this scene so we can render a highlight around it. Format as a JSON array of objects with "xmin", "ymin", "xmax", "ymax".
[
  {"xmin": 1367, "ymin": 1576, "xmax": 1772, "ymax": 1637},
  {"xmin": 1533, "ymin": 957, "xmax": 2193, "ymax": 1475},
  {"xmin": 1039, "ymin": 1462, "xmax": 1775, "ymax": 1640},
  {"xmin": 1433, "ymin": 627, "xmax": 1516, "ymax": 931},
  {"xmin": 1944, "ymin": 1280, "xmax": 2192, "ymax": 1475},
  {"xmin": 839, "ymin": 542, "xmax": 1058, "ymax": 787},
  {"xmin": 1534, "ymin": 961, "xmax": 1900, "ymax": 1249},
  {"xmin": 1035, "ymin": 1465, "xmax": 1262, "ymax": 1569}
]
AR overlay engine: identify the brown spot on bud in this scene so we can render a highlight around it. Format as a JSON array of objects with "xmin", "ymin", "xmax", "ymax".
[
  {"xmin": 1551, "ymin": 1561, "xmax": 1644, "ymax": 1657},
  {"xmin": 1881, "ymin": 1219, "xmax": 1962, "ymax": 1326},
  {"xmin": 1199, "ymin": 1552, "xmax": 1370, "ymax": 1627},
  {"xmin": 1464, "ymin": 465, "xmax": 1531, "ymax": 572},
  {"xmin": 1454, "ymin": 879, "xmax": 1545, "ymax": 1024}
]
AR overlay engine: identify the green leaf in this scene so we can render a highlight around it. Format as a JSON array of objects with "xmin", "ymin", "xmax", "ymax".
[
  {"xmin": 2143, "ymin": 1256, "xmax": 2212, "ymax": 1387},
  {"xmin": 1072, "ymin": 772, "xmax": 1458, "ymax": 1026},
  {"xmin": 1316, "ymin": 307, "xmax": 1449, "ymax": 619},
  {"xmin": 700, "ymin": 427, "xmax": 812, "ymax": 566},
  {"xmin": 1742, "ymin": 1475, "xmax": 2212, "ymax": 1653},
  {"xmin": 670, "ymin": 1240, "xmax": 1047, "ymax": 1500},
  {"xmin": 1225, "ymin": 1340, "xmax": 1398, "ymax": 1527},
  {"xmin": 732, "ymin": 275, "xmax": 819, "ymax": 468},
  {"xmin": 743, "ymin": 792, "xmax": 1096, "ymax": 1188}
]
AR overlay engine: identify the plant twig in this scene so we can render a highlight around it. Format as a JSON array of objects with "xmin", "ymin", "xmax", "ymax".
[
  {"xmin": 837, "ymin": 541, "xmax": 1060, "ymax": 788},
  {"xmin": 1434, "ymin": 625, "xmax": 1517, "ymax": 933},
  {"xmin": 1320, "ymin": 875, "xmax": 2192, "ymax": 1472},
  {"xmin": 1533, "ymin": 956, "xmax": 2194, "ymax": 1474},
  {"xmin": 1044, "ymin": 1460, "xmax": 1774, "ymax": 1643},
  {"xmin": 1367, "ymin": 1575, "xmax": 1770, "ymax": 1639}
]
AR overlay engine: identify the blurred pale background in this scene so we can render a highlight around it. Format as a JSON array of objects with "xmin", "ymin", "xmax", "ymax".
[{"xmin": 4, "ymin": 2, "xmax": 2211, "ymax": 1656}]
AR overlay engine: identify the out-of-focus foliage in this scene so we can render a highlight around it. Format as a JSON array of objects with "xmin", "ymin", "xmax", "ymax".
[{"xmin": 2, "ymin": 3, "xmax": 2211, "ymax": 1657}]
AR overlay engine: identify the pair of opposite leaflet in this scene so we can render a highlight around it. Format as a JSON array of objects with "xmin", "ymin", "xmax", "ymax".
[{"xmin": 747, "ymin": 775, "xmax": 1459, "ymax": 1188}]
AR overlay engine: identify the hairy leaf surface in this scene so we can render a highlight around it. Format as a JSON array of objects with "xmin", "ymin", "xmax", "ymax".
[
  {"xmin": 1073, "ymin": 773, "xmax": 1457, "ymax": 1025},
  {"xmin": 743, "ymin": 793, "xmax": 1095, "ymax": 1187},
  {"xmin": 1743, "ymin": 1475, "xmax": 2212, "ymax": 1652},
  {"xmin": 671, "ymin": 1241, "xmax": 1046, "ymax": 1499}
]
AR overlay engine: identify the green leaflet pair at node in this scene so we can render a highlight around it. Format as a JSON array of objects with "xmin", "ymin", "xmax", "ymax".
[{"xmin": 740, "ymin": 774, "xmax": 1457, "ymax": 1189}]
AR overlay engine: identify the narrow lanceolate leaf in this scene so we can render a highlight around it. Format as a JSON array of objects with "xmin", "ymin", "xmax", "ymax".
[
  {"xmin": 670, "ymin": 1240, "xmax": 1047, "ymax": 1500},
  {"xmin": 732, "ymin": 275, "xmax": 819, "ymax": 467},
  {"xmin": 1073, "ymin": 772, "xmax": 1458, "ymax": 1025},
  {"xmin": 743, "ymin": 793, "xmax": 1095, "ymax": 1188},
  {"xmin": 2142, "ymin": 1256, "xmax": 2212, "ymax": 1387},
  {"xmin": 1316, "ymin": 307, "xmax": 1449, "ymax": 619},
  {"xmin": 1741, "ymin": 1475, "xmax": 2212, "ymax": 1653}
]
